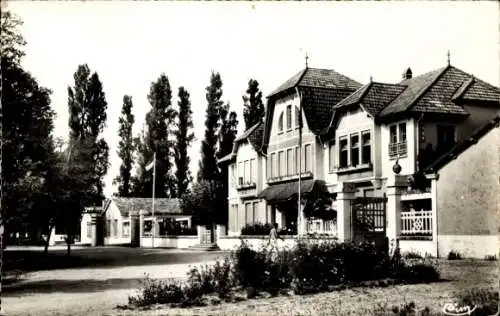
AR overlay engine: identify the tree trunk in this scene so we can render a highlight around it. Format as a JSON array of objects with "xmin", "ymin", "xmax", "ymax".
[
  {"xmin": 66, "ymin": 234, "xmax": 72, "ymax": 257},
  {"xmin": 43, "ymin": 226, "xmax": 53, "ymax": 257}
]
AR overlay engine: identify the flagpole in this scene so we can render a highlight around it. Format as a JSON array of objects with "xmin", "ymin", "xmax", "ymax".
[
  {"xmin": 151, "ymin": 152, "xmax": 156, "ymax": 248},
  {"xmin": 296, "ymin": 87, "xmax": 303, "ymax": 236}
]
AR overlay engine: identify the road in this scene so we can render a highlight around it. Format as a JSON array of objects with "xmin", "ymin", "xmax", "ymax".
[{"xmin": 2, "ymin": 246, "xmax": 229, "ymax": 316}]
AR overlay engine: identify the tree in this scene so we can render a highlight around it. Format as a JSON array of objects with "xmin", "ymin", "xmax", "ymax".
[
  {"xmin": 67, "ymin": 64, "xmax": 110, "ymax": 206},
  {"xmin": 242, "ymin": 79, "xmax": 265, "ymax": 130},
  {"xmin": 131, "ymin": 127, "xmax": 152, "ymax": 197},
  {"xmin": 136, "ymin": 74, "xmax": 177, "ymax": 198},
  {"xmin": 174, "ymin": 87, "xmax": 195, "ymax": 198},
  {"xmin": 180, "ymin": 180, "xmax": 226, "ymax": 226},
  {"xmin": 66, "ymin": 64, "xmax": 109, "ymax": 254},
  {"xmin": 114, "ymin": 95, "xmax": 136, "ymax": 197},
  {"xmin": 198, "ymin": 72, "xmax": 225, "ymax": 182}
]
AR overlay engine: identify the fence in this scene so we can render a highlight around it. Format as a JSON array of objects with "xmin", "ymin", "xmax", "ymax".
[
  {"xmin": 306, "ymin": 219, "xmax": 337, "ymax": 235},
  {"xmin": 400, "ymin": 210, "xmax": 433, "ymax": 236}
]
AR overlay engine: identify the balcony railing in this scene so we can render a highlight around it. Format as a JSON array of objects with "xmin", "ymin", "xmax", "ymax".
[
  {"xmin": 236, "ymin": 181, "xmax": 256, "ymax": 190},
  {"xmin": 389, "ymin": 141, "xmax": 407, "ymax": 158},
  {"xmin": 306, "ymin": 219, "xmax": 337, "ymax": 236},
  {"xmin": 400, "ymin": 210, "xmax": 433, "ymax": 237}
]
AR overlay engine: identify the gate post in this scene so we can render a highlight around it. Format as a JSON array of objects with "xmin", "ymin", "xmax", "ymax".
[
  {"xmin": 386, "ymin": 175, "xmax": 406, "ymax": 245},
  {"xmin": 335, "ymin": 182, "xmax": 356, "ymax": 242}
]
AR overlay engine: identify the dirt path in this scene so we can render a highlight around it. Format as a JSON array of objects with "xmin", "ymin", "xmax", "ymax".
[{"xmin": 3, "ymin": 261, "xmax": 217, "ymax": 316}]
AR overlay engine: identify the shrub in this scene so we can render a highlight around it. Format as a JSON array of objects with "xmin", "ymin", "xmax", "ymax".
[
  {"xmin": 396, "ymin": 261, "xmax": 440, "ymax": 284},
  {"xmin": 186, "ymin": 257, "xmax": 235, "ymax": 299},
  {"xmin": 128, "ymin": 275, "xmax": 185, "ymax": 307},
  {"xmin": 241, "ymin": 222, "xmax": 272, "ymax": 235},
  {"xmin": 403, "ymin": 251, "xmax": 422, "ymax": 259},
  {"xmin": 456, "ymin": 288, "xmax": 499, "ymax": 316},
  {"xmin": 447, "ymin": 250, "xmax": 463, "ymax": 260},
  {"xmin": 484, "ymin": 254, "xmax": 497, "ymax": 261}
]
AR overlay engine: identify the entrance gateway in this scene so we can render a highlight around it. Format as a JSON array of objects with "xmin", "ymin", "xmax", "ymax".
[{"xmin": 351, "ymin": 196, "xmax": 387, "ymax": 250}]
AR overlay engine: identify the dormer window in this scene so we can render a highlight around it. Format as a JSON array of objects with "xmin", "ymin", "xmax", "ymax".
[
  {"xmin": 278, "ymin": 112, "xmax": 284, "ymax": 133},
  {"xmin": 295, "ymin": 106, "xmax": 300, "ymax": 128},
  {"xmin": 286, "ymin": 105, "xmax": 292, "ymax": 130}
]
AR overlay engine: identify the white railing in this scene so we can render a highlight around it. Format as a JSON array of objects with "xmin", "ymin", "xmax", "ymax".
[
  {"xmin": 400, "ymin": 210, "xmax": 433, "ymax": 236},
  {"xmin": 306, "ymin": 219, "xmax": 337, "ymax": 236}
]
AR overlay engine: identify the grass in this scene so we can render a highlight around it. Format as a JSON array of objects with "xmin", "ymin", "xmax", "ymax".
[{"xmin": 109, "ymin": 259, "xmax": 498, "ymax": 316}]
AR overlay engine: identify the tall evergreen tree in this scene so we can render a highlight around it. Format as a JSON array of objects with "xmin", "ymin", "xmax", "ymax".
[
  {"xmin": 131, "ymin": 126, "xmax": 152, "ymax": 197},
  {"xmin": 242, "ymin": 79, "xmax": 265, "ymax": 130},
  {"xmin": 113, "ymin": 95, "xmax": 136, "ymax": 197},
  {"xmin": 198, "ymin": 72, "xmax": 225, "ymax": 182},
  {"xmin": 139, "ymin": 74, "xmax": 177, "ymax": 198},
  {"xmin": 174, "ymin": 87, "xmax": 195, "ymax": 198},
  {"xmin": 67, "ymin": 64, "xmax": 109, "ymax": 206}
]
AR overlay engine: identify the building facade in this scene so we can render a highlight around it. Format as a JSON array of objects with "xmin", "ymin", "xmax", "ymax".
[{"xmin": 219, "ymin": 63, "xmax": 500, "ymax": 258}]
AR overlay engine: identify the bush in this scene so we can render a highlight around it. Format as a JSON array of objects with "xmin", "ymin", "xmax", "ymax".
[
  {"xmin": 186, "ymin": 257, "xmax": 235, "ymax": 299},
  {"xmin": 241, "ymin": 222, "xmax": 272, "ymax": 235},
  {"xmin": 447, "ymin": 250, "xmax": 463, "ymax": 260},
  {"xmin": 231, "ymin": 241, "xmax": 292, "ymax": 297},
  {"xmin": 484, "ymin": 254, "xmax": 497, "ymax": 261},
  {"xmin": 128, "ymin": 276, "xmax": 185, "ymax": 307},
  {"xmin": 403, "ymin": 251, "xmax": 422, "ymax": 259},
  {"xmin": 456, "ymin": 288, "xmax": 499, "ymax": 316},
  {"xmin": 396, "ymin": 260, "xmax": 440, "ymax": 284}
]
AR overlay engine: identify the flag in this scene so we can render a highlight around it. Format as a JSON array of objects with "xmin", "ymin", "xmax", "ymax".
[{"xmin": 145, "ymin": 153, "xmax": 156, "ymax": 172}]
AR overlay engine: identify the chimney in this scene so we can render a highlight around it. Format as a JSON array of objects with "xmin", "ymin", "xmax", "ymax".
[{"xmin": 403, "ymin": 67, "xmax": 412, "ymax": 80}]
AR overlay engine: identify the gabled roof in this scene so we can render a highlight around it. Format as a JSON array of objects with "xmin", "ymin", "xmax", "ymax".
[
  {"xmin": 380, "ymin": 65, "xmax": 499, "ymax": 118},
  {"xmin": 263, "ymin": 67, "xmax": 361, "ymax": 149},
  {"xmin": 268, "ymin": 67, "xmax": 362, "ymax": 98},
  {"xmin": 218, "ymin": 121, "xmax": 264, "ymax": 164},
  {"xmin": 107, "ymin": 197, "xmax": 183, "ymax": 217},
  {"xmin": 302, "ymin": 86, "xmax": 355, "ymax": 133},
  {"xmin": 334, "ymin": 82, "xmax": 406, "ymax": 116},
  {"xmin": 425, "ymin": 115, "xmax": 500, "ymax": 173}
]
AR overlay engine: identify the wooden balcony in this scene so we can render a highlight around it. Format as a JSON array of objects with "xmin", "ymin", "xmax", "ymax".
[{"xmin": 400, "ymin": 210, "xmax": 433, "ymax": 240}]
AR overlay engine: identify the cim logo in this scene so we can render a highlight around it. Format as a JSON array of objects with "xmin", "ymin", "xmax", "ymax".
[{"xmin": 442, "ymin": 302, "xmax": 477, "ymax": 316}]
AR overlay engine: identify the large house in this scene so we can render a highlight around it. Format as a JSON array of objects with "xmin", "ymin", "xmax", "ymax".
[{"xmin": 218, "ymin": 61, "xmax": 499, "ymax": 258}]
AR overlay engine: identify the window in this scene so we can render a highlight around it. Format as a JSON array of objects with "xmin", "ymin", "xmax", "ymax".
[
  {"xmin": 106, "ymin": 220, "xmax": 111, "ymax": 237},
  {"xmin": 295, "ymin": 146, "xmax": 299, "ymax": 174},
  {"xmin": 350, "ymin": 134, "xmax": 359, "ymax": 167},
  {"xmin": 389, "ymin": 122, "xmax": 407, "ymax": 157},
  {"xmin": 238, "ymin": 162, "xmax": 243, "ymax": 184},
  {"xmin": 245, "ymin": 203, "xmax": 253, "ymax": 224},
  {"xmin": 399, "ymin": 123, "xmax": 407, "ymax": 142},
  {"xmin": 287, "ymin": 148, "xmax": 293, "ymax": 175},
  {"xmin": 278, "ymin": 112, "xmax": 284, "ymax": 133},
  {"xmin": 279, "ymin": 151, "xmax": 285, "ymax": 176},
  {"xmin": 362, "ymin": 131, "xmax": 371, "ymax": 164},
  {"xmin": 390, "ymin": 125, "xmax": 398, "ymax": 144},
  {"xmin": 286, "ymin": 105, "xmax": 292, "ymax": 130},
  {"xmin": 339, "ymin": 136, "xmax": 348, "ymax": 168},
  {"xmin": 267, "ymin": 156, "xmax": 271, "ymax": 180},
  {"xmin": 253, "ymin": 202, "xmax": 259, "ymax": 223},
  {"xmin": 122, "ymin": 222, "xmax": 130, "ymax": 237},
  {"xmin": 295, "ymin": 106, "xmax": 301, "ymax": 128},
  {"xmin": 329, "ymin": 143, "xmax": 335, "ymax": 172},
  {"xmin": 87, "ymin": 223, "xmax": 92, "ymax": 238},
  {"xmin": 231, "ymin": 164, "xmax": 236, "ymax": 187},
  {"xmin": 113, "ymin": 219, "xmax": 118, "ymax": 237},
  {"xmin": 244, "ymin": 160, "xmax": 249, "ymax": 183},
  {"xmin": 304, "ymin": 144, "xmax": 312, "ymax": 172},
  {"xmin": 271, "ymin": 153, "xmax": 277, "ymax": 178},
  {"xmin": 250, "ymin": 159, "xmax": 256, "ymax": 183},
  {"xmin": 437, "ymin": 125, "xmax": 455, "ymax": 149}
]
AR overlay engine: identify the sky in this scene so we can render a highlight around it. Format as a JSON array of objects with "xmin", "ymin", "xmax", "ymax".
[{"xmin": 6, "ymin": 1, "xmax": 499, "ymax": 197}]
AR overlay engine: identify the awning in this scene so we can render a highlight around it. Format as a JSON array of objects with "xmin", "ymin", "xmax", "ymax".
[{"xmin": 258, "ymin": 179, "xmax": 329, "ymax": 203}]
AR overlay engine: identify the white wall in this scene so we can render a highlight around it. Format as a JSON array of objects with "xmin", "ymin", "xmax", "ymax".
[
  {"xmin": 104, "ymin": 201, "xmax": 131, "ymax": 245},
  {"xmin": 140, "ymin": 236, "xmax": 199, "ymax": 248},
  {"xmin": 78, "ymin": 213, "xmax": 93, "ymax": 245},
  {"xmin": 399, "ymin": 240, "xmax": 437, "ymax": 257},
  {"xmin": 381, "ymin": 118, "xmax": 417, "ymax": 179},
  {"xmin": 437, "ymin": 235, "xmax": 498, "ymax": 259}
]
